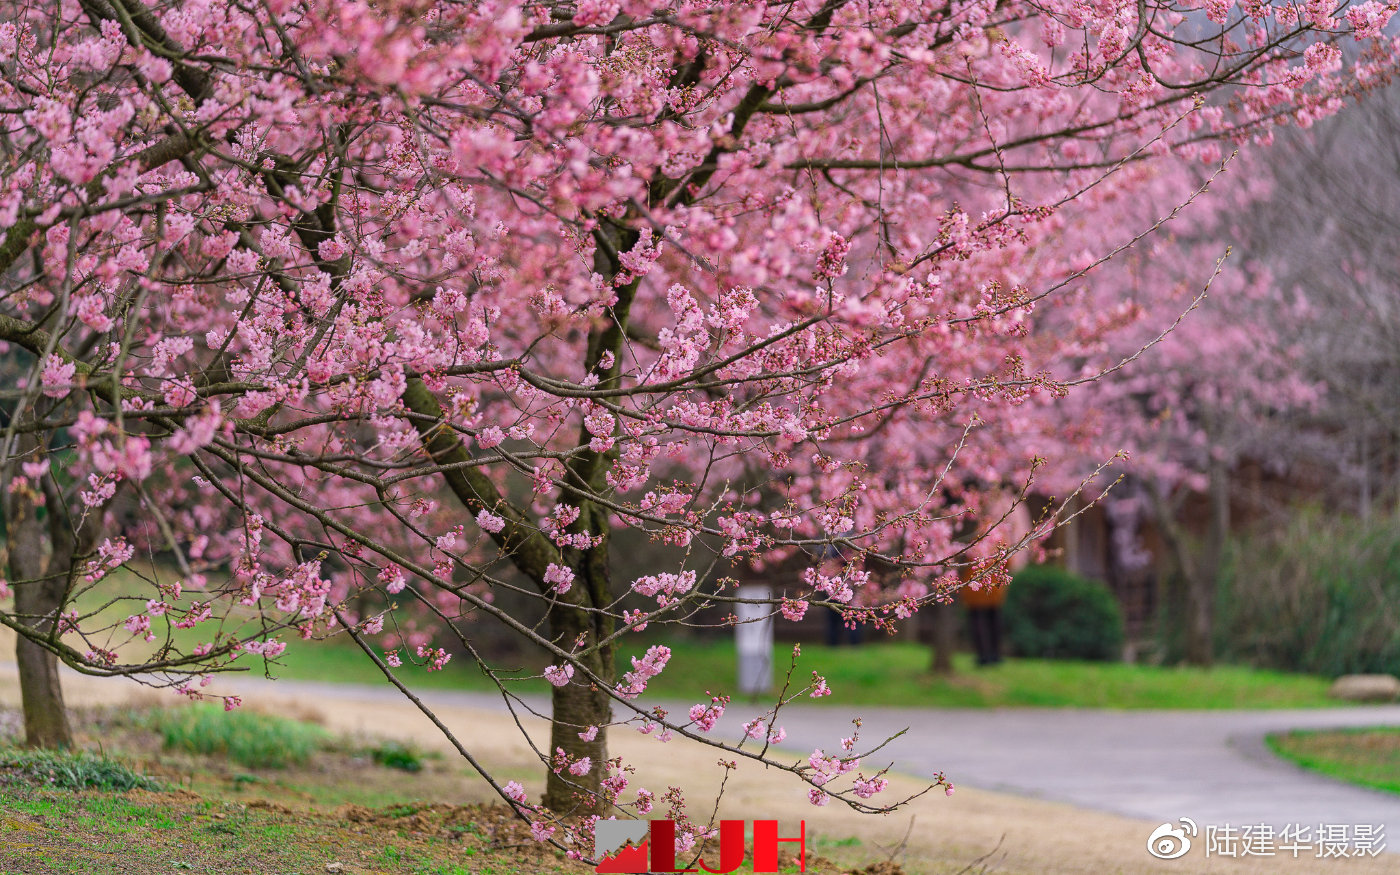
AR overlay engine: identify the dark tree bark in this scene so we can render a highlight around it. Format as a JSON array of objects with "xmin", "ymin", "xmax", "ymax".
[
  {"xmin": 1152, "ymin": 460, "xmax": 1230, "ymax": 667},
  {"xmin": 5, "ymin": 432, "xmax": 74, "ymax": 749},
  {"xmin": 543, "ymin": 413, "xmax": 619, "ymax": 812},
  {"xmin": 1186, "ymin": 458, "xmax": 1230, "ymax": 666},
  {"xmin": 542, "ymin": 598, "xmax": 613, "ymax": 812},
  {"xmin": 929, "ymin": 602, "xmax": 959, "ymax": 675}
]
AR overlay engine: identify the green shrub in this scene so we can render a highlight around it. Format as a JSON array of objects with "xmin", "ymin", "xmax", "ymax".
[
  {"xmin": 0, "ymin": 748, "xmax": 160, "ymax": 791},
  {"xmin": 1218, "ymin": 508, "xmax": 1400, "ymax": 677},
  {"xmin": 153, "ymin": 704, "xmax": 327, "ymax": 769},
  {"xmin": 368, "ymin": 740, "xmax": 423, "ymax": 772},
  {"xmin": 1004, "ymin": 564, "xmax": 1125, "ymax": 661}
]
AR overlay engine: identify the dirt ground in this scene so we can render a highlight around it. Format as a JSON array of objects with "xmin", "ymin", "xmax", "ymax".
[{"xmin": 0, "ymin": 637, "xmax": 1392, "ymax": 874}]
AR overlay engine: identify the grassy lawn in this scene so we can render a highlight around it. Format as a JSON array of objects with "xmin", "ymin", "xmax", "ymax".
[
  {"xmin": 71, "ymin": 568, "xmax": 1338, "ymax": 710},
  {"xmin": 264, "ymin": 638, "xmax": 1338, "ymax": 710},
  {"xmin": 0, "ymin": 705, "xmax": 871, "ymax": 875},
  {"xmin": 1267, "ymin": 727, "xmax": 1400, "ymax": 795},
  {"xmin": 0, "ymin": 777, "xmax": 585, "ymax": 875},
  {"xmin": 0, "ymin": 783, "xmax": 859, "ymax": 875},
  {"xmin": 12, "ymin": 787, "xmax": 369, "ymax": 875},
  {"xmin": 0, "ymin": 706, "xmax": 582, "ymax": 875},
  {"xmin": 0, "ymin": 781, "xmax": 859, "ymax": 875},
  {"xmin": 633, "ymin": 640, "xmax": 1338, "ymax": 709}
]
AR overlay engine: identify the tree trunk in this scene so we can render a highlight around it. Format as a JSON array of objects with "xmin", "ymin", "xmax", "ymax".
[
  {"xmin": 15, "ymin": 629, "xmax": 72, "ymax": 749},
  {"xmin": 1181, "ymin": 574, "xmax": 1214, "ymax": 667},
  {"xmin": 542, "ymin": 252, "xmax": 626, "ymax": 812},
  {"xmin": 1181, "ymin": 459, "xmax": 1230, "ymax": 667},
  {"xmin": 900, "ymin": 612, "xmax": 919, "ymax": 643},
  {"xmin": 929, "ymin": 602, "xmax": 959, "ymax": 675},
  {"xmin": 6, "ymin": 445, "xmax": 74, "ymax": 749},
  {"xmin": 1151, "ymin": 462, "xmax": 1229, "ymax": 668},
  {"xmin": 542, "ymin": 601, "xmax": 612, "ymax": 813}
]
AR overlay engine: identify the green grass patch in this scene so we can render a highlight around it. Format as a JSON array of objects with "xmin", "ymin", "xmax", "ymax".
[
  {"xmin": 69, "ymin": 567, "xmax": 1337, "ymax": 711},
  {"xmin": 266, "ymin": 638, "xmax": 1338, "ymax": 709},
  {"xmin": 1267, "ymin": 727, "xmax": 1400, "ymax": 794},
  {"xmin": 151, "ymin": 703, "xmax": 328, "ymax": 769},
  {"xmin": 631, "ymin": 640, "xmax": 1338, "ymax": 709},
  {"xmin": 0, "ymin": 748, "xmax": 160, "ymax": 792},
  {"xmin": 0, "ymin": 786, "xmax": 583, "ymax": 875},
  {"xmin": 368, "ymin": 739, "xmax": 426, "ymax": 772},
  {"xmin": 0, "ymin": 704, "xmax": 589, "ymax": 874}
]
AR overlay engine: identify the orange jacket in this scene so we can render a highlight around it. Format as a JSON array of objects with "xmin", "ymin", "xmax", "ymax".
[
  {"xmin": 957, "ymin": 495, "xmax": 1031, "ymax": 609},
  {"xmin": 960, "ymin": 578, "xmax": 1008, "ymax": 608}
]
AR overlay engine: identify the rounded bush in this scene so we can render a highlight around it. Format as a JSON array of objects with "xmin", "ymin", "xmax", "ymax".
[{"xmin": 1004, "ymin": 564, "xmax": 1125, "ymax": 661}]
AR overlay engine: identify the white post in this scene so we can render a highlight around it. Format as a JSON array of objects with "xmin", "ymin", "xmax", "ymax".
[{"xmin": 735, "ymin": 585, "xmax": 774, "ymax": 695}]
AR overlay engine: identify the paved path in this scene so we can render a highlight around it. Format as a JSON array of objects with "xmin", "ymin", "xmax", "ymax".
[
  {"xmin": 210, "ymin": 674, "xmax": 1400, "ymax": 840},
  {"xmin": 761, "ymin": 705, "xmax": 1400, "ymax": 833}
]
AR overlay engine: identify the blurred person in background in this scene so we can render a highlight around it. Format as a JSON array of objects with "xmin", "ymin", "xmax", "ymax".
[{"xmin": 962, "ymin": 490, "xmax": 1033, "ymax": 666}]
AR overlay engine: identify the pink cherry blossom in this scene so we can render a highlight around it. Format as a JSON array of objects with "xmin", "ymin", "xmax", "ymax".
[
  {"xmin": 544, "ymin": 563, "xmax": 574, "ymax": 594},
  {"xmin": 529, "ymin": 821, "xmax": 555, "ymax": 842},
  {"xmin": 39, "ymin": 356, "xmax": 76, "ymax": 398},
  {"xmin": 475, "ymin": 510, "xmax": 506, "ymax": 533},
  {"xmin": 543, "ymin": 664, "xmax": 575, "ymax": 687}
]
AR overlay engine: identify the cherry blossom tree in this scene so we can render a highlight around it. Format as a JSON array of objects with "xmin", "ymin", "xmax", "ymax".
[
  {"xmin": 1, "ymin": 0, "xmax": 1394, "ymax": 849},
  {"xmin": 1057, "ymin": 194, "xmax": 1322, "ymax": 664},
  {"xmin": 1244, "ymin": 81, "xmax": 1400, "ymax": 517},
  {"xmin": 1091, "ymin": 79, "xmax": 1400, "ymax": 665}
]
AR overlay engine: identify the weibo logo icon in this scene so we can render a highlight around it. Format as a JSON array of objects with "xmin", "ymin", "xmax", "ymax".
[{"xmin": 1147, "ymin": 817, "xmax": 1198, "ymax": 860}]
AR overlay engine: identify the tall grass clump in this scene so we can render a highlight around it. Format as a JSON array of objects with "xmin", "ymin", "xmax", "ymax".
[
  {"xmin": 1218, "ymin": 507, "xmax": 1400, "ymax": 677},
  {"xmin": 153, "ymin": 704, "xmax": 327, "ymax": 769},
  {"xmin": 0, "ymin": 748, "xmax": 161, "ymax": 791}
]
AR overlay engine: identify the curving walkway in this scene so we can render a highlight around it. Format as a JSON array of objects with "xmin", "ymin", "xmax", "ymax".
[
  {"xmin": 762, "ymin": 704, "xmax": 1400, "ymax": 834},
  {"xmin": 209, "ymin": 673, "xmax": 1400, "ymax": 840}
]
